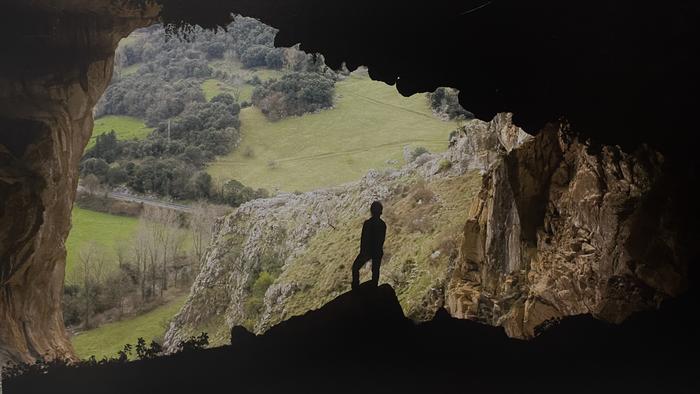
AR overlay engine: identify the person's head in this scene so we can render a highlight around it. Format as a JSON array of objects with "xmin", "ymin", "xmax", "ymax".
[{"xmin": 370, "ymin": 201, "xmax": 383, "ymax": 217}]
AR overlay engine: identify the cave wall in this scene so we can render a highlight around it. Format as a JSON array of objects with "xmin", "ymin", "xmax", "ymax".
[
  {"xmin": 0, "ymin": 1, "xmax": 158, "ymax": 363},
  {"xmin": 446, "ymin": 122, "xmax": 690, "ymax": 337},
  {"xmin": 0, "ymin": 0, "xmax": 697, "ymax": 364}
]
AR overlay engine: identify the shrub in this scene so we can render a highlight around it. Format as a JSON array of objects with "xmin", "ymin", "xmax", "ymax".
[
  {"xmin": 427, "ymin": 87, "xmax": 474, "ymax": 120},
  {"xmin": 410, "ymin": 147, "xmax": 430, "ymax": 161},
  {"xmin": 438, "ymin": 159, "xmax": 452, "ymax": 172},
  {"xmin": 214, "ymin": 179, "xmax": 269, "ymax": 207},
  {"xmin": 175, "ymin": 333, "xmax": 209, "ymax": 353},
  {"xmin": 252, "ymin": 72, "xmax": 335, "ymax": 120}
]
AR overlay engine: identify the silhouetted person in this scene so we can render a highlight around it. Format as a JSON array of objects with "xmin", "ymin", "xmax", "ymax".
[{"xmin": 351, "ymin": 201, "xmax": 386, "ymax": 290}]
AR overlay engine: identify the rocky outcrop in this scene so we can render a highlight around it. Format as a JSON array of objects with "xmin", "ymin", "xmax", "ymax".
[
  {"xmin": 166, "ymin": 114, "xmax": 688, "ymax": 348},
  {"xmin": 446, "ymin": 121, "xmax": 689, "ymax": 337},
  {"xmin": 0, "ymin": 1, "xmax": 158, "ymax": 364},
  {"xmin": 164, "ymin": 115, "xmax": 523, "ymax": 348}
]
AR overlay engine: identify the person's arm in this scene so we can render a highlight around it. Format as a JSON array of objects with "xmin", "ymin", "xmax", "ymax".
[
  {"xmin": 360, "ymin": 221, "xmax": 369, "ymax": 251},
  {"xmin": 379, "ymin": 222, "xmax": 386, "ymax": 252}
]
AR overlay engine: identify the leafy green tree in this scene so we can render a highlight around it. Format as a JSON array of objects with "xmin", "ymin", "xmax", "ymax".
[{"xmin": 80, "ymin": 158, "xmax": 110, "ymax": 180}]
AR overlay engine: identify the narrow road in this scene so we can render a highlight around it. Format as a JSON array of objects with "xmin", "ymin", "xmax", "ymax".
[{"xmin": 108, "ymin": 192, "xmax": 193, "ymax": 213}]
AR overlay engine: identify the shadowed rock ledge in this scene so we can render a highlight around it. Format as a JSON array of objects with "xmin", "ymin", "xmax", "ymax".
[{"xmin": 6, "ymin": 284, "xmax": 698, "ymax": 393}]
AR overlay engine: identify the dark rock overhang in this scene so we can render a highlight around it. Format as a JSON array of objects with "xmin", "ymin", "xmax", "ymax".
[
  {"xmin": 2, "ymin": 1, "xmax": 699, "ymax": 155},
  {"xmin": 163, "ymin": 0, "xmax": 699, "ymax": 156}
]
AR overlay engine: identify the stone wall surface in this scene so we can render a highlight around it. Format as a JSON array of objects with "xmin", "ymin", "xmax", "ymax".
[{"xmin": 0, "ymin": 1, "xmax": 158, "ymax": 363}]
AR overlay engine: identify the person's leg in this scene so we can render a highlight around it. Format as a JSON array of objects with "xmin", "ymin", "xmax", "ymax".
[
  {"xmin": 370, "ymin": 255, "xmax": 382, "ymax": 287},
  {"xmin": 351, "ymin": 253, "xmax": 367, "ymax": 290}
]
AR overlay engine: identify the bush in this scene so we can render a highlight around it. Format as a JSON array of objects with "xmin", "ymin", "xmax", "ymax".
[
  {"xmin": 241, "ymin": 45, "xmax": 271, "ymax": 68},
  {"xmin": 175, "ymin": 333, "xmax": 209, "ymax": 353},
  {"xmin": 427, "ymin": 87, "xmax": 474, "ymax": 120},
  {"xmin": 214, "ymin": 179, "xmax": 269, "ymax": 207},
  {"xmin": 410, "ymin": 147, "xmax": 430, "ymax": 161},
  {"xmin": 252, "ymin": 72, "xmax": 335, "ymax": 120},
  {"xmin": 438, "ymin": 159, "xmax": 452, "ymax": 172},
  {"xmin": 80, "ymin": 158, "xmax": 110, "ymax": 180}
]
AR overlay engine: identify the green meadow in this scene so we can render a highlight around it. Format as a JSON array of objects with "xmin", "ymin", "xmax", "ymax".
[
  {"xmin": 207, "ymin": 72, "xmax": 461, "ymax": 192},
  {"xmin": 88, "ymin": 115, "xmax": 153, "ymax": 150},
  {"xmin": 64, "ymin": 207, "xmax": 139, "ymax": 282},
  {"xmin": 71, "ymin": 295, "xmax": 188, "ymax": 360}
]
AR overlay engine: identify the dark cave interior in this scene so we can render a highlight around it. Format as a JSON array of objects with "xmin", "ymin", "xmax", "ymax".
[{"xmin": 1, "ymin": 1, "xmax": 699, "ymax": 392}]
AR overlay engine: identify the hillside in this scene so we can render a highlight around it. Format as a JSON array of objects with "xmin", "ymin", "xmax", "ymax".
[
  {"xmin": 165, "ymin": 114, "xmax": 523, "ymax": 347},
  {"xmin": 165, "ymin": 112, "xmax": 688, "ymax": 349},
  {"xmin": 207, "ymin": 70, "xmax": 461, "ymax": 192}
]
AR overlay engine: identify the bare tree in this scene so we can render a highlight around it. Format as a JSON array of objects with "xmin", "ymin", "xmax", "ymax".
[
  {"xmin": 132, "ymin": 225, "xmax": 150, "ymax": 302},
  {"xmin": 139, "ymin": 206, "xmax": 186, "ymax": 297},
  {"xmin": 189, "ymin": 202, "xmax": 224, "ymax": 268},
  {"xmin": 114, "ymin": 238, "xmax": 129, "ymax": 269},
  {"xmin": 75, "ymin": 242, "xmax": 106, "ymax": 328},
  {"xmin": 82, "ymin": 174, "xmax": 101, "ymax": 195}
]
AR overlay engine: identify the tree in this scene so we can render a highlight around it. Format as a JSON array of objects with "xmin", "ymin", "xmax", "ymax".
[
  {"xmin": 132, "ymin": 225, "xmax": 150, "ymax": 301},
  {"xmin": 76, "ymin": 242, "xmax": 106, "ymax": 328},
  {"xmin": 82, "ymin": 174, "xmax": 102, "ymax": 195},
  {"xmin": 84, "ymin": 131, "xmax": 121, "ymax": 163},
  {"xmin": 141, "ymin": 207, "xmax": 185, "ymax": 297},
  {"xmin": 189, "ymin": 203, "xmax": 228, "ymax": 269},
  {"xmin": 188, "ymin": 171, "xmax": 212, "ymax": 199},
  {"xmin": 80, "ymin": 158, "xmax": 110, "ymax": 180},
  {"xmin": 252, "ymin": 72, "xmax": 335, "ymax": 120}
]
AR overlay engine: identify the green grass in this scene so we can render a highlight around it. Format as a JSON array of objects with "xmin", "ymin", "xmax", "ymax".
[
  {"xmin": 71, "ymin": 295, "xmax": 188, "ymax": 360},
  {"xmin": 201, "ymin": 79, "xmax": 255, "ymax": 102},
  {"xmin": 88, "ymin": 115, "xmax": 153, "ymax": 150},
  {"xmin": 207, "ymin": 72, "xmax": 461, "ymax": 192},
  {"xmin": 65, "ymin": 207, "xmax": 139, "ymax": 283},
  {"xmin": 203, "ymin": 61, "xmax": 281, "ymax": 103}
]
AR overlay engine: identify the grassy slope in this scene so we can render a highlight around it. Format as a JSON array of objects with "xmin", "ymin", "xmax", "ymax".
[
  {"xmin": 88, "ymin": 115, "xmax": 153, "ymax": 150},
  {"xmin": 65, "ymin": 207, "xmax": 139, "ymax": 283},
  {"xmin": 207, "ymin": 72, "xmax": 460, "ymax": 192},
  {"xmin": 71, "ymin": 295, "xmax": 188, "ymax": 360},
  {"xmin": 271, "ymin": 172, "xmax": 483, "ymax": 328}
]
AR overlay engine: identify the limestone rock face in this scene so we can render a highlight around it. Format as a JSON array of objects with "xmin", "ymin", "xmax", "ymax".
[
  {"xmin": 167, "ymin": 113, "xmax": 688, "ymax": 348},
  {"xmin": 446, "ymin": 121, "xmax": 688, "ymax": 337},
  {"xmin": 163, "ymin": 115, "xmax": 523, "ymax": 349},
  {"xmin": 0, "ymin": 1, "xmax": 158, "ymax": 364}
]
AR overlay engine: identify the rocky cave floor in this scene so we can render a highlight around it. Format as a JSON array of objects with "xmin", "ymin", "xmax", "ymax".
[{"xmin": 5, "ymin": 284, "xmax": 699, "ymax": 394}]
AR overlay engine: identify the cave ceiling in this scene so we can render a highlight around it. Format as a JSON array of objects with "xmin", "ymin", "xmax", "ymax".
[{"xmin": 2, "ymin": 0, "xmax": 699, "ymax": 155}]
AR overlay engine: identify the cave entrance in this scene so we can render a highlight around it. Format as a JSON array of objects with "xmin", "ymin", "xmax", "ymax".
[{"xmin": 62, "ymin": 17, "xmax": 477, "ymax": 361}]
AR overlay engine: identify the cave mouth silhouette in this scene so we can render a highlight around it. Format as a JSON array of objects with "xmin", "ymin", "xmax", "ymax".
[
  {"xmin": 1, "ymin": 1, "xmax": 699, "ymax": 386},
  {"xmin": 6, "ymin": 284, "xmax": 699, "ymax": 393}
]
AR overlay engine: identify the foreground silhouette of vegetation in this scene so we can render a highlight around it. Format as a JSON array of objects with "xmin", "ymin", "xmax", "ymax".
[
  {"xmin": 5, "ymin": 284, "xmax": 698, "ymax": 394},
  {"xmin": 3, "ymin": 333, "xmax": 209, "ymax": 380}
]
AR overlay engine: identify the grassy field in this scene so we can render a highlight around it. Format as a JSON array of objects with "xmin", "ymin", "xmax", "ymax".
[
  {"xmin": 71, "ymin": 295, "xmax": 188, "ymax": 360},
  {"xmin": 202, "ymin": 79, "xmax": 255, "ymax": 102},
  {"xmin": 207, "ymin": 72, "xmax": 461, "ymax": 192},
  {"xmin": 88, "ymin": 115, "xmax": 153, "ymax": 150},
  {"xmin": 65, "ymin": 207, "xmax": 139, "ymax": 283},
  {"xmin": 203, "ymin": 60, "xmax": 284, "ymax": 103}
]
